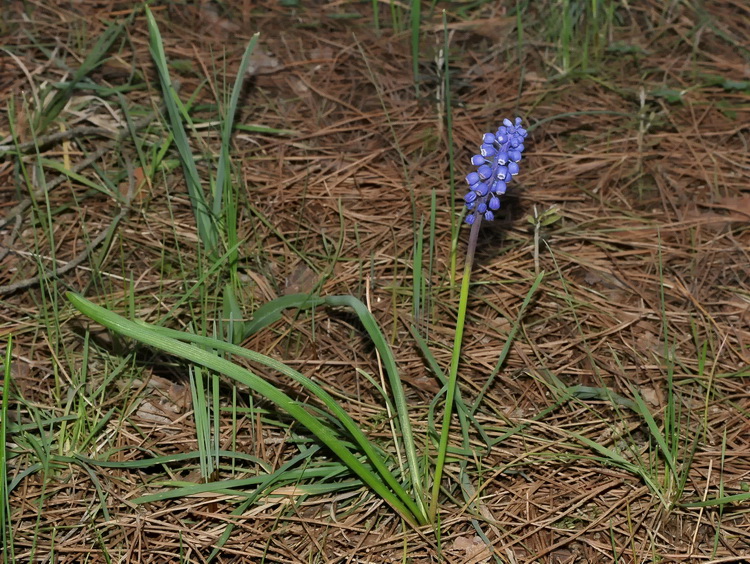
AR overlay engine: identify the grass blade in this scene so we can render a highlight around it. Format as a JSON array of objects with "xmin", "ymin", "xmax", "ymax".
[
  {"xmin": 145, "ymin": 6, "xmax": 218, "ymax": 255},
  {"xmin": 35, "ymin": 23, "xmax": 124, "ymax": 133},
  {"xmin": 241, "ymin": 293, "xmax": 325, "ymax": 339},
  {"xmin": 683, "ymin": 492, "xmax": 750, "ymax": 508},
  {"xmin": 1, "ymin": 336, "xmax": 14, "ymax": 562},
  {"xmin": 213, "ymin": 33, "xmax": 259, "ymax": 217},
  {"xmin": 222, "ymin": 283, "xmax": 243, "ymax": 344},
  {"xmin": 240, "ymin": 293, "xmax": 426, "ymax": 514},
  {"xmin": 410, "ymin": 0, "xmax": 421, "ymax": 95},
  {"xmin": 627, "ymin": 383, "xmax": 678, "ymax": 483},
  {"xmin": 67, "ymin": 292, "xmax": 426, "ymax": 526}
]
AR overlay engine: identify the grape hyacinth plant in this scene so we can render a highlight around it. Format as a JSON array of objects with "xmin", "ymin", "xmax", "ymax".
[
  {"xmin": 67, "ymin": 112, "xmax": 530, "ymax": 529},
  {"xmin": 429, "ymin": 118, "xmax": 528, "ymax": 519}
]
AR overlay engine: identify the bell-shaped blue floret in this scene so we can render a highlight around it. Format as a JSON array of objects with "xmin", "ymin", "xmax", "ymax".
[
  {"xmin": 493, "ymin": 180, "xmax": 507, "ymax": 194},
  {"xmin": 463, "ymin": 117, "xmax": 527, "ymax": 224},
  {"xmin": 477, "ymin": 164, "xmax": 493, "ymax": 180}
]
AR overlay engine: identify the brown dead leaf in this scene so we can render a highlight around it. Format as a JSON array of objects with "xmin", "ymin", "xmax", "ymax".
[
  {"xmin": 633, "ymin": 320, "xmax": 661, "ymax": 354},
  {"xmin": 401, "ymin": 375, "xmax": 441, "ymax": 395},
  {"xmin": 200, "ymin": 3, "xmax": 240, "ymax": 33},
  {"xmin": 135, "ymin": 400, "xmax": 175, "ymax": 425},
  {"xmin": 145, "ymin": 374, "xmax": 190, "ymax": 410},
  {"xmin": 524, "ymin": 71, "xmax": 546, "ymax": 83},
  {"xmin": 640, "ymin": 386, "xmax": 661, "ymax": 407},
  {"xmin": 690, "ymin": 195, "xmax": 750, "ymax": 230},
  {"xmin": 450, "ymin": 534, "xmax": 491, "ymax": 563},
  {"xmin": 452, "ymin": 535, "xmax": 475, "ymax": 552},
  {"xmin": 133, "ymin": 165, "xmax": 148, "ymax": 204},
  {"xmin": 120, "ymin": 374, "xmax": 190, "ymax": 423},
  {"xmin": 284, "ymin": 263, "xmax": 319, "ymax": 295},
  {"xmin": 247, "ymin": 49, "xmax": 281, "ymax": 76},
  {"xmin": 709, "ymin": 195, "xmax": 750, "ymax": 218},
  {"xmin": 99, "ymin": 58, "xmax": 135, "ymax": 81}
]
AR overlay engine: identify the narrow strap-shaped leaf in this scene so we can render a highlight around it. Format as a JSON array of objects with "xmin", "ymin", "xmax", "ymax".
[
  {"xmin": 67, "ymin": 292, "xmax": 425, "ymax": 526},
  {"xmin": 139, "ymin": 313, "xmax": 423, "ymax": 522},
  {"xmin": 241, "ymin": 292, "xmax": 426, "ymax": 514},
  {"xmin": 145, "ymin": 7, "xmax": 218, "ymax": 255},
  {"xmin": 36, "ymin": 23, "xmax": 124, "ymax": 133},
  {"xmin": 213, "ymin": 34, "xmax": 259, "ymax": 217}
]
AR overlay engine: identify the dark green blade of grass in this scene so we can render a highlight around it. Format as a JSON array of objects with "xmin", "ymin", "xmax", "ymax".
[
  {"xmin": 167, "ymin": 294, "xmax": 425, "ymax": 520},
  {"xmin": 626, "ymin": 383, "xmax": 678, "ymax": 483},
  {"xmin": 682, "ymin": 491, "xmax": 750, "ymax": 508},
  {"xmin": 135, "ymin": 460, "xmax": 350, "ymax": 503},
  {"xmin": 213, "ymin": 33, "xmax": 259, "ymax": 218},
  {"xmin": 145, "ymin": 6, "xmax": 218, "ymax": 255},
  {"xmin": 1, "ymin": 336, "xmax": 13, "ymax": 562},
  {"xmin": 206, "ymin": 446, "xmax": 321, "ymax": 562},
  {"xmin": 68, "ymin": 292, "xmax": 426, "ymax": 526},
  {"xmin": 35, "ymin": 23, "xmax": 124, "ymax": 133},
  {"xmin": 240, "ymin": 292, "xmax": 426, "ymax": 514}
]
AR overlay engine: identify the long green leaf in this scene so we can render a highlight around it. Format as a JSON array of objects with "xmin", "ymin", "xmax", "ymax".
[
  {"xmin": 682, "ymin": 492, "xmax": 750, "ymax": 508},
  {"xmin": 627, "ymin": 383, "xmax": 678, "ymax": 482},
  {"xmin": 241, "ymin": 293, "xmax": 426, "ymax": 513},
  {"xmin": 36, "ymin": 23, "xmax": 124, "ymax": 133},
  {"xmin": 213, "ymin": 34, "xmax": 259, "ymax": 217},
  {"xmin": 145, "ymin": 6, "xmax": 218, "ymax": 255},
  {"xmin": 1, "ymin": 336, "xmax": 13, "ymax": 562},
  {"xmin": 570, "ymin": 431, "xmax": 666, "ymax": 507},
  {"xmin": 67, "ymin": 292, "xmax": 425, "ymax": 526},
  {"xmin": 241, "ymin": 293, "xmax": 325, "ymax": 339},
  {"xmin": 136, "ymin": 314, "xmax": 422, "ymax": 521}
]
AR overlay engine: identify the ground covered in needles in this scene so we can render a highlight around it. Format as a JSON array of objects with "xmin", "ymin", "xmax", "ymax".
[{"xmin": 1, "ymin": 1, "xmax": 749, "ymax": 562}]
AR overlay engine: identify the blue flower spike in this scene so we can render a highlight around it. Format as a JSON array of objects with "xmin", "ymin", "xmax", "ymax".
[{"xmin": 463, "ymin": 117, "xmax": 527, "ymax": 224}]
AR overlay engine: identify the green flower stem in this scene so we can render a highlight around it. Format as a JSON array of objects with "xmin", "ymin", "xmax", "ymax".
[{"xmin": 429, "ymin": 216, "xmax": 482, "ymax": 520}]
